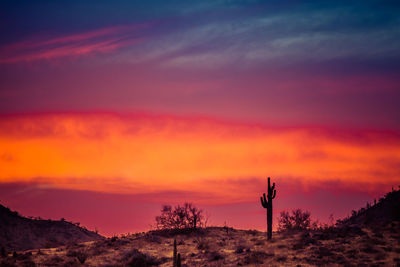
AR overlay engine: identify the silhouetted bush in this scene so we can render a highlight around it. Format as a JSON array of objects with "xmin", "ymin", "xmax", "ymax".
[
  {"xmin": 155, "ymin": 203, "xmax": 204, "ymax": 230},
  {"xmin": 76, "ymin": 251, "xmax": 87, "ymax": 264},
  {"xmin": 66, "ymin": 249, "xmax": 88, "ymax": 264},
  {"xmin": 144, "ymin": 233, "xmax": 162, "ymax": 244},
  {"xmin": 235, "ymin": 244, "xmax": 246, "ymax": 254},
  {"xmin": 122, "ymin": 248, "xmax": 161, "ymax": 266},
  {"xmin": 278, "ymin": 209, "xmax": 315, "ymax": 231},
  {"xmin": 243, "ymin": 251, "xmax": 271, "ymax": 265},
  {"xmin": 195, "ymin": 235, "xmax": 209, "ymax": 250},
  {"xmin": 208, "ymin": 251, "xmax": 224, "ymax": 261}
]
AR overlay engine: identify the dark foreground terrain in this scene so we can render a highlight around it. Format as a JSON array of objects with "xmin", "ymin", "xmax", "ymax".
[
  {"xmin": 0, "ymin": 204, "xmax": 103, "ymax": 252},
  {"xmin": 1, "ymin": 188, "xmax": 399, "ymax": 266}
]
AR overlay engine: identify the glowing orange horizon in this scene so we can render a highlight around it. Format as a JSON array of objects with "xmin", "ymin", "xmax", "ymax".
[{"xmin": 1, "ymin": 112, "xmax": 399, "ymax": 204}]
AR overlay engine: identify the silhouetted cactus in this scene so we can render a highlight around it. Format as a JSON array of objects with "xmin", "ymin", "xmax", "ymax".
[
  {"xmin": 176, "ymin": 253, "xmax": 181, "ymax": 267},
  {"xmin": 173, "ymin": 239, "xmax": 181, "ymax": 267},
  {"xmin": 173, "ymin": 239, "xmax": 177, "ymax": 267},
  {"xmin": 260, "ymin": 177, "xmax": 276, "ymax": 239}
]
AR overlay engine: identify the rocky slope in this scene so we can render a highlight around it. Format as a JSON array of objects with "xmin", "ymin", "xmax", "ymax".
[{"xmin": 0, "ymin": 204, "xmax": 103, "ymax": 252}]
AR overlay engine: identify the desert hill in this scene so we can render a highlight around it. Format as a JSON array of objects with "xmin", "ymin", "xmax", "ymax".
[
  {"xmin": 0, "ymin": 204, "xmax": 103, "ymax": 252},
  {"xmin": 338, "ymin": 187, "xmax": 400, "ymax": 227},
  {"xmin": 1, "ymin": 187, "xmax": 399, "ymax": 266}
]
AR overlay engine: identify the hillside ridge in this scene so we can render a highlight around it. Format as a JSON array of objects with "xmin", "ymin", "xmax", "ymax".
[{"xmin": 0, "ymin": 204, "xmax": 104, "ymax": 252}]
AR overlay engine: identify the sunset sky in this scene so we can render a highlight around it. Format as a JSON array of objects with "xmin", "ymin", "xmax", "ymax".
[{"xmin": 1, "ymin": 1, "xmax": 400, "ymax": 236}]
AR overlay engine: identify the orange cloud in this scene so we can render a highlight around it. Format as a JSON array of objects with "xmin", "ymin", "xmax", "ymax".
[{"xmin": 0, "ymin": 112, "xmax": 399, "ymax": 203}]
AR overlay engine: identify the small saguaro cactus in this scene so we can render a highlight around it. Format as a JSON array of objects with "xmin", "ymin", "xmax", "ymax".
[
  {"xmin": 173, "ymin": 239, "xmax": 177, "ymax": 267},
  {"xmin": 173, "ymin": 239, "xmax": 181, "ymax": 267},
  {"xmin": 260, "ymin": 177, "xmax": 276, "ymax": 240}
]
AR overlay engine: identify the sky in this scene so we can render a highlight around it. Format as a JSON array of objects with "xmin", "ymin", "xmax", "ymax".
[{"xmin": 0, "ymin": 0, "xmax": 399, "ymax": 235}]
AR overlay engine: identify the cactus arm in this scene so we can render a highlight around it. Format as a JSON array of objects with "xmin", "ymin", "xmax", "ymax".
[
  {"xmin": 260, "ymin": 197, "xmax": 264, "ymax": 207},
  {"xmin": 260, "ymin": 193, "xmax": 268, "ymax": 208},
  {"xmin": 272, "ymin": 189, "xmax": 276, "ymax": 199}
]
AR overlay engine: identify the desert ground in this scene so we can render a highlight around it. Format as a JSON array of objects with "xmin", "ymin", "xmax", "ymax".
[
  {"xmin": 1, "ymin": 189, "xmax": 400, "ymax": 266},
  {"xmin": 1, "ymin": 222, "xmax": 399, "ymax": 266}
]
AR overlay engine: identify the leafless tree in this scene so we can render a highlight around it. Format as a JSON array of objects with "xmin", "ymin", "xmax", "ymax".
[{"xmin": 155, "ymin": 202, "xmax": 204, "ymax": 230}]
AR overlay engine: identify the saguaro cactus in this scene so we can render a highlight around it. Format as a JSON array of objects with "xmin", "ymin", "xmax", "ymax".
[
  {"xmin": 176, "ymin": 253, "xmax": 181, "ymax": 267},
  {"xmin": 260, "ymin": 177, "xmax": 276, "ymax": 239},
  {"xmin": 173, "ymin": 239, "xmax": 181, "ymax": 267},
  {"xmin": 173, "ymin": 239, "xmax": 177, "ymax": 267}
]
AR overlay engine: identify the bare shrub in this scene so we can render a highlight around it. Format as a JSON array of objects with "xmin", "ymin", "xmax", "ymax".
[
  {"xmin": 235, "ymin": 244, "xmax": 246, "ymax": 254},
  {"xmin": 76, "ymin": 251, "xmax": 87, "ymax": 264},
  {"xmin": 155, "ymin": 203, "xmax": 204, "ymax": 230},
  {"xmin": 194, "ymin": 235, "xmax": 209, "ymax": 251},
  {"xmin": 90, "ymin": 241, "xmax": 107, "ymax": 256},
  {"xmin": 122, "ymin": 248, "xmax": 161, "ymax": 266},
  {"xmin": 208, "ymin": 251, "xmax": 224, "ymax": 261},
  {"xmin": 278, "ymin": 209, "xmax": 315, "ymax": 231},
  {"xmin": 144, "ymin": 233, "xmax": 162, "ymax": 244},
  {"xmin": 67, "ymin": 249, "xmax": 88, "ymax": 264},
  {"xmin": 243, "ymin": 251, "xmax": 272, "ymax": 265}
]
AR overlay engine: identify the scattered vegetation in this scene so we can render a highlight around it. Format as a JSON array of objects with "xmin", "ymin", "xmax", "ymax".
[
  {"xmin": 155, "ymin": 202, "xmax": 204, "ymax": 230},
  {"xmin": 66, "ymin": 248, "xmax": 88, "ymax": 264},
  {"xmin": 337, "ymin": 185, "xmax": 400, "ymax": 226},
  {"xmin": 0, "ymin": 204, "xmax": 103, "ymax": 252},
  {"xmin": 278, "ymin": 209, "xmax": 316, "ymax": 231},
  {"xmin": 1, "ymin": 184, "xmax": 399, "ymax": 266},
  {"xmin": 243, "ymin": 251, "xmax": 270, "ymax": 265},
  {"xmin": 122, "ymin": 248, "xmax": 161, "ymax": 266}
]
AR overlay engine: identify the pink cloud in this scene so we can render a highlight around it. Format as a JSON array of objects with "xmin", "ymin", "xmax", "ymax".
[{"xmin": 0, "ymin": 24, "xmax": 151, "ymax": 63}]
